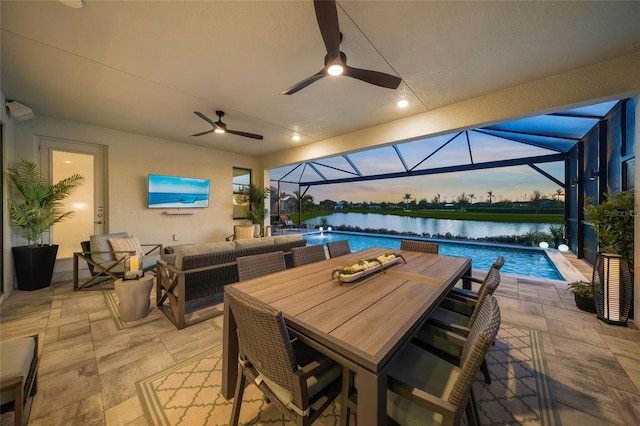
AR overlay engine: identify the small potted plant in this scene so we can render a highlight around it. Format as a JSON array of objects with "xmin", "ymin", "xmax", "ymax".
[
  {"xmin": 567, "ymin": 280, "xmax": 596, "ymax": 313},
  {"xmin": 8, "ymin": 160, "xmax": 84, "ymax": 290}
]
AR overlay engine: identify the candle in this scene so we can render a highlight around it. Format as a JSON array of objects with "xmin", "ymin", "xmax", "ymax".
[{"xmin": 129, "ymin": 255, "xmax": 140, "ymax": 273}]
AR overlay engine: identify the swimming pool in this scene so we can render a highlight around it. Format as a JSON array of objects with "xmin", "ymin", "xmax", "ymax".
[{"xmin": 303, "ymin": 231, "xmax": 564, "ymax": 280}]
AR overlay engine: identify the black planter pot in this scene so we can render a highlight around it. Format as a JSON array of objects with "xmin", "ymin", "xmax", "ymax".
[
  {"xmin": 574, "ymin": 294, "xmax": 597, "ymax": 313},
  {"xmin": 12, "ymin": 245, "xmax": 59, "ymax": 291}
]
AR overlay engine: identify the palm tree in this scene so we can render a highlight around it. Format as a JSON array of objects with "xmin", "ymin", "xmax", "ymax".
[
  {"xmin": 554, "ymin": 188, "xmax": 564, "ymax": 202},
  {"xmin": 403, "ymin": 193, "xmax": 412, "ymax": 210},
  {"xmin": 468, "ymin": 193, "xmax": 475, "ymax": 205},
  {"xmin": 487, "ymin": 190, "xmax": 494, "ymax": 204},
  {"xmin": 293, "ymin": 190, "xmax": 314, "ymax": 222},
  {"xmin": 528, "ymin": 190, "xmax": 546, "ymax": 213},
  {"xmin": 456, "ymin": 192, "xmax": 470, "ymax": 206}
]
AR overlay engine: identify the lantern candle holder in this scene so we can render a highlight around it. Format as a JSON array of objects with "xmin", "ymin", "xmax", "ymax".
[
  {"xmin": 124, "ymin": 254, "xmax": 143, "ymax": 280},
  {"xmin": 592, "ymin": 253, "xmax": 632, "ymax": 326}
]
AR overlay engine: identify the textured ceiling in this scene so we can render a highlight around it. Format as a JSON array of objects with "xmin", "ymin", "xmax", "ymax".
[{"xmin": 2, "ymin": 1, "xmax": 640, "ymax": 156}]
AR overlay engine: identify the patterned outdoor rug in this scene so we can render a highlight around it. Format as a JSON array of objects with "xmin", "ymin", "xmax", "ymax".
[{"xmin": 137, "ymin": 323, "xmax": 560, "ymax": 425}]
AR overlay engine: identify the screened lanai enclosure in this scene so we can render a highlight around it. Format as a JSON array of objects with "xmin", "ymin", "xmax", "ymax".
[{"xmin": 270, "ymin": 99, "xmax": 635, "ymax": 264}]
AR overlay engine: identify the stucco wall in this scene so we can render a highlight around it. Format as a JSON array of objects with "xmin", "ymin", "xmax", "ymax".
[{"xmin": 9, "ymin": 115, "xmax": 259, "ymax": 282}]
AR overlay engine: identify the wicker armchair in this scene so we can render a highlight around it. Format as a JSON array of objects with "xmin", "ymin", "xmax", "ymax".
[
  {"xmin": 291, "ymin": 245, "xmax": 327, "ymax": 267},
  {"xmin": 400, "ymin": 239, "xmax": 439, "ymax": 254},
  {"xmin": 236, "ymin": 251, "xmax": 286, "ymax": 281},
  {"xmin": 327, "ymin": 240, "xmax": 351, "ymax": 258},
  {"xmin": 225, "ymin": 286, "xmax": 342, "ymax": 426},
  {"xmin": 414, "ymin": 265, "xmax": 501, "ymax": 384}
]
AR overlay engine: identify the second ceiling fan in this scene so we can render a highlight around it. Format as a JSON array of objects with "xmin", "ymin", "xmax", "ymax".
[
  {"xmin": 191, "ymin": 111, "xmax": 263, "ymax": 140},
  {"xmin": 281, "ymin": 0, "xmax": 402, "ymax": 95}
]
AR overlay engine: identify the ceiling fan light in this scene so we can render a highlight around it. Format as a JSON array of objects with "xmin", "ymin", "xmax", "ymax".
[
  {"xmin": 327, "ymin": 64, "xmax": 344, "ymax": 76},
  {"xmin": 214, "ymin": 128, "xmax": 225, "ymax": 134}
]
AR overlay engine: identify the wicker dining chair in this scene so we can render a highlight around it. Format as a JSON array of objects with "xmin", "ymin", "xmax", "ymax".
[
  {"xmin": 414, "ymin": 265, "xmax": 501, "ymax": 384},
  {"xmin": 225, "ymin": 286, "xmax": 343, "ymax": 426},
  {"xmin": 386, "ymin": 295, "xmax": 501, "ymax": 426},
  {"xmin": 341, "ymin": 296, "xmax": 501, "ymax": 426},
  {"xmin": 327, "ymin": 240, "xmax": 351, "ymax": 258},
  {"xmin": 400, "ymin": 240, "xmax": 439, "ymax": 254},
  {"xmin": 448, "ymin": 255, "xmax": 505, "ymax": 302},
  {"xmin": 236, "ymin": 251, "xmax": 287, "ymax": 281},
  {"xmin": 291, "ymin": 245, "xmax": 327, "ymax": 267}
]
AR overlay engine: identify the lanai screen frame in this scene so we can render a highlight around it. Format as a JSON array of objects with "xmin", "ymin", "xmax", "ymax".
[{"xmin": 270, "ymin": 99, "xmax": 627, "ymax": 257}]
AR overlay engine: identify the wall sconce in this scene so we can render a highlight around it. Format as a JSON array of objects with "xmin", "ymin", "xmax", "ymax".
[
  {"xmin": 592, "ymin": 253, "xmax": 632, "ymax": 326},
  {"xmin": 589, "ymin": 169, "xmax": 600, "ymax": 181},
  {"xmin": 570, "ymin": 178, "xmax": 580, "ymax": 187}
]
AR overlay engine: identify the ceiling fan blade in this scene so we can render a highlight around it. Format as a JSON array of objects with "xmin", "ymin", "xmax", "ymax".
[
  {"xmin": 344, "ymin": 65, "xmax": 402, "ymax": 89},
  {"xmin": 191, "ymin": 129, "xmax": 214, "ymax": 137},
  {"xmin": 281, "ymin": 69, "xmax": 327, "ymax": 95},
  {"xmin": 314, "ymin": 0, "xmax": 341, "ymax": 60},
  {"xmin": 226, "ymin": 129, "xmax": 264, "ymax": 140},
  {"xmin": 193, "ymin": 111, "xmax": 219, "ymax": 128}
]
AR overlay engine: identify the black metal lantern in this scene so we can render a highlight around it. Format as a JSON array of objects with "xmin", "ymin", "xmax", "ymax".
[{"xmin": 592, "ymin": 253, "xmax": 632, "ymax": 326}]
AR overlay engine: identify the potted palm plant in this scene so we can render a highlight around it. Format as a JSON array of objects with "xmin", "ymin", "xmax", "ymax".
[
  {"xmin": 245, "ymin": 183, "xmax": 270, "ymax": 234},
  {"xmin": 7, "ymin": 160, "xmax": 84, "ymax": 290}
]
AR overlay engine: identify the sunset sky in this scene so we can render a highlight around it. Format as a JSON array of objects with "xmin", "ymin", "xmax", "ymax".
[
  {"xmin": 302, "ymin": 163, "xmax": 564, "ymax": 204},
  {"xmin": 272, "ymin": 130, "xmax": 566, "ymax": 204}
]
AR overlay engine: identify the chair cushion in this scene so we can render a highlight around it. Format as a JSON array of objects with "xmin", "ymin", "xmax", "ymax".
[
  {"xmin": 90, "ymin": 232, "xmax": 128, "ymax": 264},
  {"xmin": 430, "ymin": 306, "xmax": 471, "ymax": 328},
  {"xmin": 175, "ymin": 242, "xmax": 236, "ymax": 269},
  {"xmin": 387, "ymin": 343, "xmax": 460, "ymax": 426},
  {"xmin": 235, "ymin": 237, "xmax": 274, "ymax": 249},
  {"xmin": 273, "ymin": 234, "xmax": 303, "ymax": 243},
  {"xmin": 0, "ymin": 336, "xmax": 36, "ymax": 405},
  {"xmin": 257, "ymin": 340, "xmax": 341, "ymax": 411},
  {"xmin": 108, "ymin": 235, "xmax": 144, "ymax": 260},
  {"xmin": 234, "ymin": 225, "xmax": 256, "ymax": 240}
]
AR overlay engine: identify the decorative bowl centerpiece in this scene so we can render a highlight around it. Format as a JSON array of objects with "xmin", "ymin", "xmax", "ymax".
[{"xmin": 332, "ymin": 252, "xmax": 405, "ymax": 284}]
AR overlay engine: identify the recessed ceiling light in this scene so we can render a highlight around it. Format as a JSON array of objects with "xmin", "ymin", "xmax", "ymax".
[
  {"xmin": 397, "ymin": 99, "xmax": 409, "ymax": 108},
  {"xmin": 292, "ymin": 134, "xmax": 301, "ymax": 142},
  {"xmin": 59, "ymin": 0, "xmax": 83, "ymax": 8}
]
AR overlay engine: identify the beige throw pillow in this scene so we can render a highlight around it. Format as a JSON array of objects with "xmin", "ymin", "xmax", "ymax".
[{"xmin": 108, "ymin": 236, "xmax": 144, "ymax": 260}]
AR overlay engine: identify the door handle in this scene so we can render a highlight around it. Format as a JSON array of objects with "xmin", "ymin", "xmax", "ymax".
[{"xmin": 94, "ymin": 221, "xmax": 103, "ymax": 224}]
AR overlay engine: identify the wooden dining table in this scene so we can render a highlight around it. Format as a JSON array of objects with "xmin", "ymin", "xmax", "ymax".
[{"xmin": 222, "ymin": 247, "xmax": 472, "ymax": 425}]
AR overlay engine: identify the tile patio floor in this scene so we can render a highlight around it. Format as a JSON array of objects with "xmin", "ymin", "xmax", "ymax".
[{"xmin": 1, "ymin": 253, "xmax": 639, "ymax": 425}]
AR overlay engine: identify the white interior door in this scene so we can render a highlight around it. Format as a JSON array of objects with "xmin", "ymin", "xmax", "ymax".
[{"xmin": 40, "ymin": 137, "xmax": 106, "ymax": 259}]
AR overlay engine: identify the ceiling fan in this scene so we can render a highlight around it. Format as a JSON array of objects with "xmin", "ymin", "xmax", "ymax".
[
  {"xmin": 191, "ymin": 111, "xmax": 263, "ymax": 140},
  {"xmin": 281, "ymin": 0, "xmax": 402, "ymax": 95}
]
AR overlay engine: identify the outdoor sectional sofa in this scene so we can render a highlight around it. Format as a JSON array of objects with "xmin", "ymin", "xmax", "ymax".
[{"xmin": 156, "ymin": 234, "xmax": 307, "ymax": 329}]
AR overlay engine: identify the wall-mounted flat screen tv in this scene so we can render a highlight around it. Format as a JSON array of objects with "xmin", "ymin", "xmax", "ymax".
[{"xmin": 148, "ymin": 174, "xmax": 210, "ymax": 208}]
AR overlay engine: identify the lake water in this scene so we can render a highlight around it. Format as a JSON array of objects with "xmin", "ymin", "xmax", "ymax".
[{"xmin": 304, "ymin": 212, "xmax": 555, "ymax": 239}]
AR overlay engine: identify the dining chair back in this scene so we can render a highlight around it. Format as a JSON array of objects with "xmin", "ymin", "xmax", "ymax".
[
  {"xmin": 225, "ymin": 286, "xmax": 342, "ymax": 426},
  {"xmin": 400, "ymin": 240, "xmax": 439, "ymax": 254},
  {"xmin": 236, "ymin": 251, "xmax": 286, "ymax": 281},
  {"xmin": 386, "ymin": 295, "xmax": 501, "ymax": 426},
  {"xmin": 327, "ymin": 240, "xmax": 351, "ymax": 258},
  {"xmin": 291, "ymin": 244, "xmax": 327, "ymax": 267}
]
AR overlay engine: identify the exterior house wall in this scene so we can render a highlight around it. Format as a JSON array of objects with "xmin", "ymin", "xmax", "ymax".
[{"xmin": 8, "ymin": 114, "xmax": 259, "ymax": 284}]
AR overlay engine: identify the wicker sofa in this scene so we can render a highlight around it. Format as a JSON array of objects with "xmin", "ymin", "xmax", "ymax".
[{"xmin": 156, "ymin": 234, "xmax": 307, "ymax": 329}]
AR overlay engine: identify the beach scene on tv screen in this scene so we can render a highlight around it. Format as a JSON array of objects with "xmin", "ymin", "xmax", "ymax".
[{"xmin": 148, "ymin": 175, "xmax": 210, "ymax": 208}]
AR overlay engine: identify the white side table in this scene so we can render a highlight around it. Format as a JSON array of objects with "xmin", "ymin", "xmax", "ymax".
[{"xmin": 114, "ymin": 274, "xmax": 154, "ymax": 322}]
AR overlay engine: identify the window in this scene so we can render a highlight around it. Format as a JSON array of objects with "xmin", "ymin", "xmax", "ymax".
[{"xmin": 233, "ymin": 167, "xmax": 251, "ymax": 219}]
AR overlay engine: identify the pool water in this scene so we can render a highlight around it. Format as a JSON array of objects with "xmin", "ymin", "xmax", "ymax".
[{"xmin": 303, "ymin": 231, "xmax": 564, "ymax": 280}]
